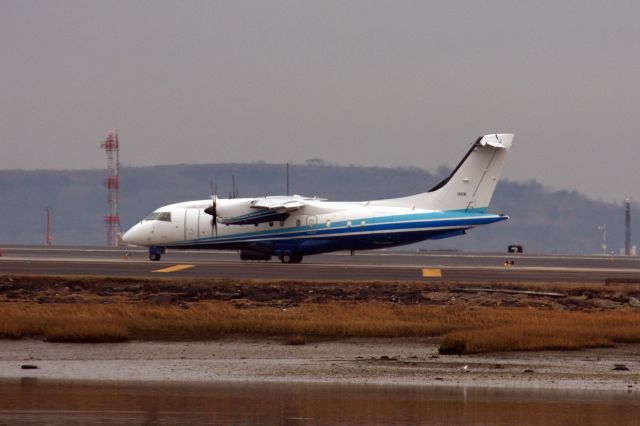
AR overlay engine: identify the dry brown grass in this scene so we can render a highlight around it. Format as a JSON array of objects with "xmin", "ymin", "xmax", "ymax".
[
  {"xmin": 1, "ymin": 302, "xmax": 640, "ymax": 352},
  {"xmin": 0, "ymin": 302, "xmax": 476, "ymax": 342},
  {"xmin": 45, "ymin": 323, "xmax": 129, "ymax": 343},
  {"xmin": 439, "ymin": 308, "xmax": 640, "ymax": 354}
]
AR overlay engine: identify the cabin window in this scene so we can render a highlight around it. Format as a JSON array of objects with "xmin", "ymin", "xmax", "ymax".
[
  {"xmin": 325, "ymin": 220, "xmax": 331, "ymax": 228},
  {"xmin": 279, "ymin": 221, "xmax": 285, "ymax": 227},
  {"xmin": 296, "ymin": 219, "xmax": 301, "ymax": 227},
  {"xmin": 269, "ymin": 222, "xmax": 274, "ymax": 227}
]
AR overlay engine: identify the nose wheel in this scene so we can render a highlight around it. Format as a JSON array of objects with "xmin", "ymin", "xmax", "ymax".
[{"xmin": 148, "ymin": 246, "xmax": 165, "ymax": 261}]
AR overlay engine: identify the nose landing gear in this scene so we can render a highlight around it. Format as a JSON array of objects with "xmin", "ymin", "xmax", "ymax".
[{"xmin": 149, "ymin": 246, "xmax": 165, "ymax": 261}]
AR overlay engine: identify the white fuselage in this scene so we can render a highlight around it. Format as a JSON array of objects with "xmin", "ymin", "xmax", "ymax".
[{"xmin": 122, "ymin": 198, "xmax": 504, "ymax": 252}]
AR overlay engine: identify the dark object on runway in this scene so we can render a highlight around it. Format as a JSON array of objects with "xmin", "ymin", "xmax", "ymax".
[
  {"xmin": 508, "ymin": 245, "xmax": 524, "ymax": 253},
  {"xmin": 21, "ymin": 365, "xmax": 38, "ymax": 370}
]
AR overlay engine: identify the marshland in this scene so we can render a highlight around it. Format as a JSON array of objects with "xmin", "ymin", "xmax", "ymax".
[{"xmin": 2, "ymin": 274, "xmax": 640, "ymax": 354}]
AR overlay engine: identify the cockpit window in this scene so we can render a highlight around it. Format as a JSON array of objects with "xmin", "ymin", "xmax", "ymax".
[{"xmin": 145, "ymin": 212, "xmax": 171, "ymax": 222}]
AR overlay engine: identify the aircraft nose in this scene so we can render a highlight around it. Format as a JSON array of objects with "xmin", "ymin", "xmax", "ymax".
[{"xmin": 122, "ymin": 223, "xmax": 145, "ymax": 246}]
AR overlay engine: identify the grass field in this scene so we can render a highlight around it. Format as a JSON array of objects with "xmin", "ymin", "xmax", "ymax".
[{"xmin": 2, "ymin": 301, "xmax": 640, "ymax": 354}]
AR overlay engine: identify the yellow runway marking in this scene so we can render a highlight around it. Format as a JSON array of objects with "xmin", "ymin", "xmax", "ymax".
[
  {"xmin": 152, "ymin": 264, "xmax": 195, "ymax": 273},
  {"xmin": 422, "ymin": 268, "xmax": 442, "ymax": 278}
]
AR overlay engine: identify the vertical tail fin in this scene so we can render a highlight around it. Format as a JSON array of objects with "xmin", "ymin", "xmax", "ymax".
[
  {"xmin": 428, "ymin": 133, "xmax": 513, "ymax": 211},
  {"xmin": 371, "ymin": 134, "xmax": 513, "ymax": 211}
]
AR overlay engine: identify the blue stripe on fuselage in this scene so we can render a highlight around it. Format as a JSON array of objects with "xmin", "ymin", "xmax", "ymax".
[{"xmin": 167, "ymin": 210, "xmax": 505, "ymax": 248}]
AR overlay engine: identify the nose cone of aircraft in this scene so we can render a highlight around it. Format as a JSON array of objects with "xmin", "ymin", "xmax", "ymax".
[{"xmin": 122, "ymin": 223, "xmax": 146, "ymax": 246}]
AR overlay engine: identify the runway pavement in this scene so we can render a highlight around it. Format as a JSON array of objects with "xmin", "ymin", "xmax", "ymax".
[{"xmin": 1, "ymin": 245, "xmax": 640, "ymax": 283}]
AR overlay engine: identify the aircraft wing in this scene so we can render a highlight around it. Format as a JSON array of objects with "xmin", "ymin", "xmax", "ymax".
[
  {"xmin": 250, "ymin": 197, "xmax": 306, "ymax": 212},
  {"xmin": 218, "ymin": 201, "xmax": 297, "ymax": 226},
  {"xmin": 219, "ymin": 195, "xmax": 323, "ymax": 225},
  {"xmin": 251, "ymin": 197, "xmax": 305, "ymax": 212}
]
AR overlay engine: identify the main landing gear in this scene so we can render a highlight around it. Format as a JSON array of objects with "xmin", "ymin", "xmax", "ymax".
[{"xmin": 279, "ymin": 252, "xmax": 303, "ymax": 264}]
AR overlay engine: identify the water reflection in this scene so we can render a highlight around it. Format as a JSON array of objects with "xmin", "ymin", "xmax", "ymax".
[{"xmin": 0, "ymin": 379, "xmax": 638, "ymax": 425}]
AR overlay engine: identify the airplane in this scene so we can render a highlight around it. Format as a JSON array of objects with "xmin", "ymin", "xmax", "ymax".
[{"xmin": 122, "ymin": 133, "xmax": 514, "ymax": 263}]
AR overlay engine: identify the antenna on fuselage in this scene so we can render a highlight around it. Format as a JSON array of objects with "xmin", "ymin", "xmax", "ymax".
[
  {"xmin": 286, "ymin": 162, "xmax": 290, "ymax": 196},
  {"xmin": 230, "ymin": 175, "xmax": 239, "ymax": 199}
]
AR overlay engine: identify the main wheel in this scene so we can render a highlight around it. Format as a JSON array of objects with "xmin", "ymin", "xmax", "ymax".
[
  {"xmin": 149, "ymin": 252, "xmax": 161, "ymax": 261},
  {"xmin": 291, "ymin": 254, "xmax": 303, "ymax": 263},
  {"xmin": 280, "ymin": 253, "xmax": 292, "ymax": 263}
]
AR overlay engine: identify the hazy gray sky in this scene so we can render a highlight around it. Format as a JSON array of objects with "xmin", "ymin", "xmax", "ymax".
[{"xmin": 1, "ymin": 1, "xmax": 639, "ymax": 202}]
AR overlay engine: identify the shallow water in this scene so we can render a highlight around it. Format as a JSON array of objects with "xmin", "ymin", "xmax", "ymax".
[{"xmin": 0, "ymin": 378, "xmax": 639, "ymax": 425}]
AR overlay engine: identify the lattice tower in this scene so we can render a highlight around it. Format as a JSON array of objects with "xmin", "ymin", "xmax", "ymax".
[{"xmin": 100, "ymin": 130, "xmax": 121, "ymax": 247}]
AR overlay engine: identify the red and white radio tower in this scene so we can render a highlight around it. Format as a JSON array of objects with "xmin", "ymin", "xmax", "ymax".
[{"xmin": 100, "ymin": 130, "xmax": 121, "ymax": 247}]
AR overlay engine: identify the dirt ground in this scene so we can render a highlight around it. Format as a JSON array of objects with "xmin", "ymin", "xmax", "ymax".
[{"xmin": 1, "ymin": 274, "xmax": 640, "ymax": 311}]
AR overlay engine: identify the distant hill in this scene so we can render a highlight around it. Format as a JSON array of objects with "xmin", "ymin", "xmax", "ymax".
[{"xmin": 0, "ymin": 163, "xmax": 635, "ymax": 253}]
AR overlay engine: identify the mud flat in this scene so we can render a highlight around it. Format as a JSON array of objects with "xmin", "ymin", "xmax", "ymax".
[{"xmin": 0, "ymin": 339, "xmax": 639, "ymax": 391}]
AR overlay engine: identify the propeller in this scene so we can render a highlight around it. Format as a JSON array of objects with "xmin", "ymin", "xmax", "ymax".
[{"xmin": 204, "ymin": 182, "xmax": 218, "ymax": 236}]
